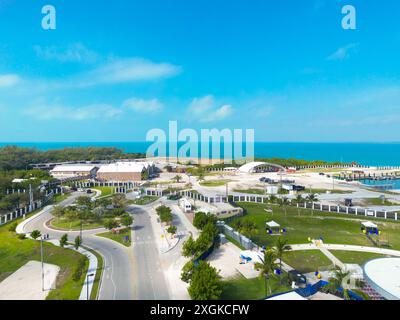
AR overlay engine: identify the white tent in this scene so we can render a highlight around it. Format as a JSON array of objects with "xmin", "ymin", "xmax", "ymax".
[
  {"xmin": 362, "ymin": 221, "xmax": 378, "ymax": 229},
  {"xmin": 266, "ymin": 221, "xmax": 280, "ymax": 228},
  {"xmin": 266, "ymin": 291, "xmax": 307, "ymax": 300}
]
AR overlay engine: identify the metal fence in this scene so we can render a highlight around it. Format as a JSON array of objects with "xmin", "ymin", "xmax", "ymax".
[
  {"xmin": 217, "ymin": 221, "xmax": 257, "ymax": 250},
  {"xmin": 0, "ymin": 188, "xmax": 60, "ymax": 226}
]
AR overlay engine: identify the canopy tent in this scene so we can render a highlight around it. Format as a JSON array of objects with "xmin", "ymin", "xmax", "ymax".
[
  {"xmin": 362, "ymin": 221, "xmax": 378, "ymax": 229},
  {"xmin": 266, "ymin": 221, "xmax": 280, "ymax": 228},
  {"xmin": 266, "ymin": 220, "xmax": 284, "ymax": 235},
  {"xmin": 361, "ymin": 221, "xmax": 379, "ymax": 235}
]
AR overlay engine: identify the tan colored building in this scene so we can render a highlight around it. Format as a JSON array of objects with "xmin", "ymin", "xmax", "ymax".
[
  {"xmin": 50, "ymin": 165, "xmax": 99, "ymax": 179},
  {"xmin": 96, "ymin": 162, "xmax": 153, "ymax": 182}
]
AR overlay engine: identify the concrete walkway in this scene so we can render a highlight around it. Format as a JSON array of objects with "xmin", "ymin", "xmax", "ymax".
[{"xmin": 289, "ymin": 243, "xmax": 400, "ymax": 257}]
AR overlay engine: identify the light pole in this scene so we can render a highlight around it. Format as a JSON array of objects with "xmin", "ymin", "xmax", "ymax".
[{"xmin": 86, "ymin": 273, "xmax": 95, "ymax": 300}]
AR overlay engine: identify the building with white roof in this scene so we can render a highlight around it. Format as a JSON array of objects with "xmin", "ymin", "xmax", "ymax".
[
  {"xmin": 363, "ymin": 258, "xmax": 400, "ymax": 300},
  {"xmin": 50, "ymin": 165, "xmax": 99, "ymax": 179},
  {"xmin": 238, "ymin": 161, "xmax": 285, "ymax": 173},
  {"xmin": 96, "ymin": 162, "xmax": 154, "ymax": 182}
]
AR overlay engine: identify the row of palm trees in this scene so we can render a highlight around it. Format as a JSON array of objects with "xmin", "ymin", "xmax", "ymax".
[{"xmin": 268, "ymin": 193, "xmax": 318, "ymax": 217}]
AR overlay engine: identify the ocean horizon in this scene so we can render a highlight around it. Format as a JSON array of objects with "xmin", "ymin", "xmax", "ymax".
[{"xmin": 1, "ymin": 142, "xmax": 400, "ymax": 167}]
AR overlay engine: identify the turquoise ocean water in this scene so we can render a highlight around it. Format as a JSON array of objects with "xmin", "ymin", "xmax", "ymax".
[{"xmin": 1, "ymin": 142, "xmax": 400, "ymax": 166}]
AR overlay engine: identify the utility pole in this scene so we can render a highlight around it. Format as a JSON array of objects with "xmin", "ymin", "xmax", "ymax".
[{"xmin": 29, "ymin": 184, "xmax": 34, "ymax": 211}]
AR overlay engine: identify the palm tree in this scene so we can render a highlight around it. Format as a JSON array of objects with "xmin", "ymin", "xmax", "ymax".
[
  {"xmin": 323, "ymin": 267, "xmax": 351, "ymax": 300},
  {"xmin": 306, "ymin": 194, "xmax": 318, "ymax": 216},
  {"xmin": 173, "ymin": 175, "xmax": 182, "ymax": 183},
  {"xmin": 269, "ymin": 194, "xmax": 277, "ymax": 204},
  {"xmin": 274, "ymin": 237, "xmax": 291, "ymax": 279},
  {"xmin": 295, "ymin": 194, "xmax": 304, "ymax": 216},
  {"xmin": 254, "ymin": 249, "xmax": 278, "ymax": 297}
]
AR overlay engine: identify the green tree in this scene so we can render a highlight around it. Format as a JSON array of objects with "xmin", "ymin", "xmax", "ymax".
[
  {"xmin": 306, "ymin": 194, "xmax": 318, "ymax": 216},
  {"xmin": 323, "ymin": 267, "xmax": 351, "ymax": 300},
  {"xmin": 8, "ymin": 222, "xmax": 18, "ymax": 232},
  {"xmin": 76, "ymin": 196, "xmax": 92, "ymax": 209},
  {"xmin": 30, "ymin": 229, "xmax": 41, "ymax": 240},
  {"xmin": 104, "ymin": 218, "xmax": 119, "ymax": 230},
  {"xmin": 121, "ymin": 214, "xmax": 133, "ymax": 227},
  {"xmin": 181, "ymin": 260, "xmax": 196, "ymax": 283},
  {"xmin": 160, "ymin": 210, "xmax": 173, "ymax": 225},
  {"xmin": 255, "ymin": 249, "xmax": 278, "ymax": 297},
  {"xmin": 60, "ymin": 234, "xmax": 68, "ymax": 247},
  {"xmin": 188, "ymin": 261, "xmax": 222, "ymax": 300},
  {"xmin": 167, "ymin": 225, "xmax": 177, "ymax": 236},
  {"xmin": 74, "ymin": 235, "xmax": 82, "ymax": 250},
  {"xmin": 193, "ymin": 212, "xmax": 215, "ymax": 230},
  {"xmin": 182, "ymin": 236, "xmax": 198, "ymax": 258},
  {"xmin": 274, "ymin": 237, "xmax": 291, "ymax": 283},
  {"xmin": 173, "ymin": 175, "xmax": 182, "ymax": 183}
]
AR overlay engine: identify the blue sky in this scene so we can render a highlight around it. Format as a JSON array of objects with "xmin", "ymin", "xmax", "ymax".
[{"xmin": 0, "ymin": 0, "xmax": 399, "ymax": 142}]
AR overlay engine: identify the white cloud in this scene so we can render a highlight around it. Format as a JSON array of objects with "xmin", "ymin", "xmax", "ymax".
[
  {"xmin": 34, "ymin": 43, "xmax": 99, "ymax": 64},
  {"xmin": 0, "ymin": 74, "xmax": 20, "ymax": 87},
  {"xmin": 188, "ymin": 95, "xmax": 233, "ymax": 122},
  {"xmin": 327, "ymin": 43, "xmax": 358, "ymax": 61},
  {"xmin": 122, "ymin": 97, "xmax": 163, "ymax": 113},
  {"xmin": 79, "ymin": 58, "xmax": 182, "ymax": 87},
  {"xmin": 24, "ymin": 104, "xmax": 122, "ymax": 121}
]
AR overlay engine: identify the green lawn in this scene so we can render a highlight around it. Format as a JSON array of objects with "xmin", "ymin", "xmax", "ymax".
[
  {"xmin": 200, "ymin": 179, "xmax": 231, "ymax": 187},
  {"xmin": 329, "ymin": 250, "xmax": 392, "ymax": 266},
  {"xmin": 50, "ymin": 218, "xmax": 103, "ymax": 231},
  {"xmin": 91, "ymin": 186, "xmax": 113, "ymax": 197},
  {"xmin": 0, "ymin": 218, "xmax": 88, "ymax": 300},
  {"xmin": 87, "ymin": 247, "xmax": 104, "ymax": 300},
  {"xmin": 226, "ymin": 202, "xmax": 400, "ymax": 250},
  {"xmin": 128, "ymin": 196, "xmax": 159, "ymax": 205},
  {"xmin": 359, "ymin": 198, "xmax": 399, "ymax": 206},
  {"xmin": 233, "ymin": 188, "xmax": 266, "ymax": 195},
  {"xmin": 282, "ymin": 250, "xmax": 332, "ymax": 273},
  {"xmin": 221, "ymin": 273, "xmax": 291, "ymax": 300},
  {"xmin": 51, "ymin": 193, "xmax": 71, "ymax": 204},
  {"xmin": 96, "ymin": 228, "xmax": 131, "ymax": 247}
]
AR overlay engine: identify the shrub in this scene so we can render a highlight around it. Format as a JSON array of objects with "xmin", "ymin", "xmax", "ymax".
[
  {"xmin": 17, "ymin": 233, "xmax": 26, "ymax": 240},
  {"xmin": 8, "ymin": 222, "xmax": 18, "ymax": 232}
]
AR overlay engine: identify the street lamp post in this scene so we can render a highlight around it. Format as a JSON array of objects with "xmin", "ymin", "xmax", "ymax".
[{"xmin": 86, "ymin": 273, "xmax": 95, "ymax": 300}]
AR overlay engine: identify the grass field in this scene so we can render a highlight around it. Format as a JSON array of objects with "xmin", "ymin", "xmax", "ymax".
[
  {"xmin": 329, "ymin": 250, "xmax": 392, "ymax": 266},
  {"xmin": 51, "ymin": 193, "xmax": 71, "ymax": 204},
  {"xmin": 200, "ymin": 179, "xmax": 231, "ymax": 187},
  {"xmin": 0, "ymin": 218, "xmax": 88, "ymax": 300},
  {"xmin": 129, "ymin": 196, "xmax": 159, "ymax": 205},
  {"xmin": 221, "ymin": 273, "xmax": 291, "ymax": 300},
  {"xmin": 359, "ymin": 198, "xmax": 399, "ymax": 206},
  {"xmin": 283, "ymin": 250, "xmax": 332, "ymax": 273},
  {"xmin": 91, "ymin": 186, "xmax": 113, "ymax": 197},
  {"xmin": 227, "ymin": 202, "xmax": 400, "ymax": 250},
  {"xmin": 97, "ymin": 228, "xmax": 131, "ymax": 247},
  {"xmin": 233, "ymin": 188, "xmax": 265, "ymax": 195},
  {"xmin": 87, "ymin": 247, "xmax": 104, "ymax": 300},
  {"xmin": 50, "ymin": 218, "xmax": 103, "ymax": 231}
]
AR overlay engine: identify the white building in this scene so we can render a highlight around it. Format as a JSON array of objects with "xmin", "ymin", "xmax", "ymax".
[
  {"xmin": 50, "ymin": 165, "xmax": 99, "ymax": 179},
  {"xmin": 96, "ymin": 162, "xmax": 154, "ymax": 182},
  {"xmin": 179, "ymin": 198, "xmax": 192, "ymax": 213}
]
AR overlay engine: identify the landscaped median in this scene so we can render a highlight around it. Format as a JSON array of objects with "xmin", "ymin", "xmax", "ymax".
[{"xmin": 96, "ymin": 227, "xmax": 132, "ymax": 247}]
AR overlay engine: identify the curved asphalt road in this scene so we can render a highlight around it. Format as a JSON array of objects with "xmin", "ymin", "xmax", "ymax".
[{"xmin": 21, "ymin": 192, "xmax": 135, "ymax": 300}]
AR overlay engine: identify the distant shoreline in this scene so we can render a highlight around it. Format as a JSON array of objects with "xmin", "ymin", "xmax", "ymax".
[{"xmin": 1, "ymin": 142, "xmax": 400, "ymax": 166}]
